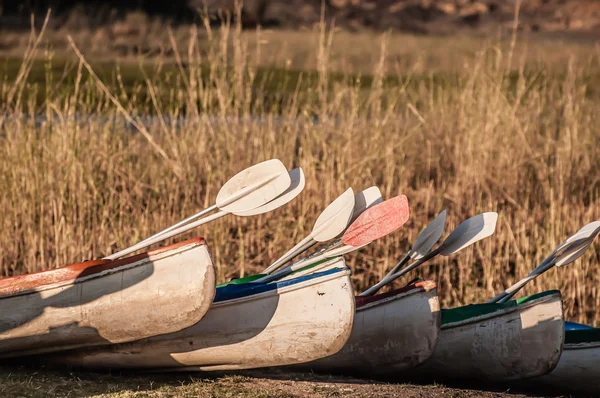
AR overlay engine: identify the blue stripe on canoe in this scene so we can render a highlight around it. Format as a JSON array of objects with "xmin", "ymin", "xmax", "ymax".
[
  {"xmin": 565, "ymin": 321, "xmax": 596, "ymax": 331},
  {"xmin": 214, "ymin": 267, "xmax": 347, "ymax": 302}
]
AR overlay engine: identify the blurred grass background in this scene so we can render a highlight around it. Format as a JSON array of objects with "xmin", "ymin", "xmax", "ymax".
[{"xmin": 0, "ymin": 12, "xmax": 599, "ymax": 324}]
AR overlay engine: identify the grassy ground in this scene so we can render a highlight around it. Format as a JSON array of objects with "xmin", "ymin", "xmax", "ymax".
[{"xmin": 0, "ymin": 365, "xmax": 553, "ymax": 398}]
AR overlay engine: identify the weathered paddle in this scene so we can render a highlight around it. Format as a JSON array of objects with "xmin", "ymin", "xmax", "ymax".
[
  {"xmin": 235, "ymin": 168, "xmax": 305, "ymax": 216},
  {"xmin": 383, "ymin": 210, "xmax": 447, "ymax": 279},
  {"xmin": 262, "ymin": 188, "xmax": 355, "ymax": 274},
  {"xmin": 360, "ymin": 212, "xmax": 498, "ymax": 296},
  {"xmin": 489, "ymin": 221, "xmax": 600, "ymax": 303},
  {"xmin": 105, "ymin": 159, "xmax": 292, "ymax": 260},
  {"xmin": 257, "ymin": 195, "xmax": 410, "ymax": 283},
  {"xmin": 287, "ymin": 186, "xmax": 385, "ymax": 263}
]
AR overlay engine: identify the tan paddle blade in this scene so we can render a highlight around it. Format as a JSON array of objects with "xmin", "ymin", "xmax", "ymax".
[
  {"xmin": 216, "ymin": 159, "xmax": 291, "ymax": 213},
  {"xmin": 235, "ymin": 168, "xmax": 305, "ymax": 216},
  {"xmin": 342, "ymin": 195, "xmax": 410, "ymax": 247}
]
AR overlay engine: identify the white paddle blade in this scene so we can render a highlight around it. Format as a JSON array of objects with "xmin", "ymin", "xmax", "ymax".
[
  {"xmin": 234, "ymin": 168, "xmax": 305, "ymax": 216},
  {"xmin": 351, "ymin": 186, "xmax": 383, "ymax": 223},
  {"xmin": 537, "ymin": 220, "xmax": 600, "ymax": 270},
  {"xmin": 555, "ymin": 225, "xmax": 600, "ymax": 267},
  {"xmin": 438, "ymin": 212, "xmax": 498, "ymax": 255},
  {"xmin": 409, "ymin": 210, "xmax": 447, "ymax": 260},
  {"xmin": 311, "ymin": 187, "xmax": 355, "ymax": 242},
  {"xmin": 262, "ymin": 187, "xmax": 353, "ymax": 274},
  {"xmin": 216, "ymin": 159, "xmax": 291, "ymax": 213}
]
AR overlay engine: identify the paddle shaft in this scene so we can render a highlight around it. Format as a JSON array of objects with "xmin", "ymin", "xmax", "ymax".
[
  {"xmin": 360, "ymin": 248, "xmax": 440, "ymax": 296},
  {"xmin": 104, "ymin": 210, "xmax": 227, "ymax": 260},
  {"xmin": 134, "ymin": 205, "xmax": 217, "ymax": 248},
  {"xmin": 264, "ymin": 238, "xmax": 343, "ymax": 278},
  {"xmin": 488, "ymin": 261, "xmax": 555, "ymax": 303},
  {"xmin": 383, "ymin": 252, "xmax": 410, "ymax": 279},
  {"xmin": 257, "ymin": 244, "xmax": 359, "ymax": 283},
  {"xmin": 107, "ymin": 170, "xmax": 286, "ymax": 260},
  {"xmin": 263, "ymin": 235, "xmax": 316, "ymax": 274}
]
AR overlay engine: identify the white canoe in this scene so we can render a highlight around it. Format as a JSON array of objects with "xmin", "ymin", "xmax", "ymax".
[
  {"xmin": 41, "ymin": 258, "xmax": 355, "ymax": 371},
  {"xmin": 534, "ymin": 322, "xmax": 600, "ymax": 394},
  {"xmin": 410, "ymin": 290, "xmax": 564, "ymax": 382},
  {"xmin": 299, "ymin": 280, "xmax": 441, "ymax": 376},
  {"xmin": 0, "ymin": 238, "xmax": 215, "ymax": 357}
]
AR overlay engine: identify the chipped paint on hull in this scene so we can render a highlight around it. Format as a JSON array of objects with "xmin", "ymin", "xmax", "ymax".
[
  {"xmin": 42, "ymin": 260, "xmax": 355, "ymax": 371},
  {"xmin": 411, "ymin": 292, "xmax": 564, "ymax": 382},
  {"xmin": 0, "ymin": 239, "xmax": 215, "ymax": 357},
  {"xmin": 298, "ymin": 281, "xmax": 441, "ymax": 376}
]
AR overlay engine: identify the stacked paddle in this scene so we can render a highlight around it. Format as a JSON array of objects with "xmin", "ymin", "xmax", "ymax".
[{"xmin": 105, "ymin": 159, "xmax": 304, "ymax": 260}]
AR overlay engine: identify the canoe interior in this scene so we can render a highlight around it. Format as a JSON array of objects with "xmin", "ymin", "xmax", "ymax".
[
  {"xmin": 441, "ymin": 290, "xmax": 561, "ymax": 327},
  {"xmin": 214, "ymin": 265, "xmax": 348, "ymax": 302},
  {"xmin": 216, "ymin": 257, "xmax": 334, "ymax": 288},
  {"xmin": 564, "ymin": 323, "xmax": 600, "ymax": 347}
]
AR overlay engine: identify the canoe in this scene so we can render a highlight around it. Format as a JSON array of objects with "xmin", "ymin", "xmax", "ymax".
[
  {"xmin": 298, "ymin": 280, "xmax": 440, "ymax": 377},
  {"xmin": 39, "ymin": 257, "xmax": 355, "ymax": 371},
  {"xmin": 533, "ymin": 321, "xmax": 600, "ymax": 394},
  {"xmin": 0, "ymin": 237, "xmax": 215, "ymax": 357},
  {"xmin": 409, "ymin": 290, "xmax": 564, "ymax": 382}
]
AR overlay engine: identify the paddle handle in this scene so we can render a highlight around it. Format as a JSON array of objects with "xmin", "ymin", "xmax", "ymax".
[
  {"xmin": 262, "ymin": 234, "xmax": 315, "ymax": 274},
  {"xmin": 360, "ymin": 249, "xmax": 439, "ymax": 296},
  {"xmin": 104, "ymin": 210, "xmax": 227, "ymax": 260}
]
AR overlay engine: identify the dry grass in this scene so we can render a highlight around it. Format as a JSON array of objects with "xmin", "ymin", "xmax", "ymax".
[
  {"xmin": 0, "ymin": 13, "xmax": 599, "ymax": 325},
  {"xmin": 0, "ymin": 366, "xmax": 533, "ymax": 398}
]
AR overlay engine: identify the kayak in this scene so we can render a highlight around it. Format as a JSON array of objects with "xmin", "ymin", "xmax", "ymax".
[
  {"xmin": 408, "ymin": 290, "xmax": 564, "ymax": 382},
  {"xmin": 299, "ymin": 280, "xmax": 440, "ymax": 376},
  {"xmin": 39, "ymin": 258, "xmax": 355, "ymax": 371},
  {"xmin": 0, "ymin": 238, "xmax": 215, "ymax": 357},
  {"xmin": 533, "ymin": 321, "xmax": 600, "ymax": 394}
]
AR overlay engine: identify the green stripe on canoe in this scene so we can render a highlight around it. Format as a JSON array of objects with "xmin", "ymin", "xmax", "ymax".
[
  {"xmin": 217, "ymin": 258, "xmax": 334, "ymax": 288},
  {"xmin": 442, "ymin": 290, "xmax": 560, "ymax": 325},
  {"xmin": 565, "ymin": 328, "xmax": 600, "ymax": 345}
]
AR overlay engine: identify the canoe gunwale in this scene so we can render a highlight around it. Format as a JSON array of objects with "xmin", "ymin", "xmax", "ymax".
[
  {"xmin": 212, "ymin": 265, "xmax": 350, "ymax": 308},
  {"xmin": 0, "ymin": 238, "xmax": 207, "ymax": 299},
  {"xmin": 441, "ymin": 291, "xmax": 562, "ymax": 329},
  {"xmin": 564, "ymin": 341, "xmax": 600, "ymax": 349},
  {"xmin": 355, "ymin": 280, "xmax": 437, "ymax": 312}
]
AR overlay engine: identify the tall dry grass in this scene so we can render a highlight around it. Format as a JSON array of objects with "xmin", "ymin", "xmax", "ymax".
[{"xmin": 0, "ymin": 14, "xmax": 599, "ymax": 323}]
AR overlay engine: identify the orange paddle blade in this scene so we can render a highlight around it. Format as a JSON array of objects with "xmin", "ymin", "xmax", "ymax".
[{"xmin": 342, "ymin": 195, "xmax": 410, "ymax": 247}]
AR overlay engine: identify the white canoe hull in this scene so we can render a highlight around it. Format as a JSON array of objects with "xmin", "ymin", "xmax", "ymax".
[
  {"xmin": 42, "ymin": 259, "xmax": 355, "ymax": 371},
  {"xmin": 535, "ymin": 340, "xmax": 600, "ymax": 394},
  {"xmin": 300, "ymin": 280, "xmax": 440, "ymax": 376},
  {"xmin": 411, "ymin": 291, "xmax": 564, "ymax": 382},
  {"xmin": 0, "ymin": 238, "xmax": 215, "ymax": 357}
]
